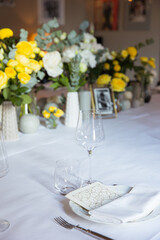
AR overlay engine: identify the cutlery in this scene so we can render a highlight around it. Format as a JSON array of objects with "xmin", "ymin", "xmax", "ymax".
[{"xmin": 54, "ymin": 216, "xmax": 114, "ymax": 240}]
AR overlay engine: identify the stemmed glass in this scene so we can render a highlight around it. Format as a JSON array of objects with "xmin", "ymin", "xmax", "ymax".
[
  {"xmin": 0, "ymin": 131, "xmax": 10, "ymax": 232},
  {"xmin": 75, "ymin": 110, "xmax": 105, "ymax": 184}
]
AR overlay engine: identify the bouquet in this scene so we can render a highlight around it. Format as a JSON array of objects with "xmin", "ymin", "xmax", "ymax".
[
  {"xmin": 42, "ymin": 106, "xmax": 64, "ymax": 129},
  {"xmin": 0, "ymin": 28, "xmax": 45, "ymax": 106},
  {"xmin": 35, "ymin": 18, "xmax": 110, "ymax": 92}
]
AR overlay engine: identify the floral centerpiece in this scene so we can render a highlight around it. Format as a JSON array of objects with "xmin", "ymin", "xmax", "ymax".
[
  {"xmin": 35, "ymin": 18, "xmax": 109, "ymax": 127},
  {"xmin": 42, "ymin": 106, "xmax": 64, "ymax": 129}
]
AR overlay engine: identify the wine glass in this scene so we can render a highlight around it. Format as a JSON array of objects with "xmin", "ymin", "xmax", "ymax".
[
  {"xmin": 75, "ymin": 110, "xmax": 105, "ymax": 184},
  {"xmin": 0, "ymin": 131, "xmax": 10, "ymax": 232}
]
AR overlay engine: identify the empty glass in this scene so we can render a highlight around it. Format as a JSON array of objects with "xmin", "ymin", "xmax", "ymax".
[
  {"xmin": 53, "ymin": 159, "xmax": 83, "ymax": 195},
  {"xmin": 0, "ymin": 131, "xmax": 10, "ymax": 232}
]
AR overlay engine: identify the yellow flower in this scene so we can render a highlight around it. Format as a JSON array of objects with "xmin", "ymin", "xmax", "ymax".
[
  {"xmin": 16, "ymin": 41, "xmax": 33, "ymax": 57},
  {"xmin": 15, "ymin": 64, "xmax": 24, "ymax": 73},
  {"xmin": 39, "ymin": 51, "xmax": 46, "ymax": 58},
  {"xmin": 148, "ymin": 59, "xmax": 156, "ymax": 68},
  {"xmin": 30, "ymin": 53, "xmax": 36, "ymax": 59},
  {"xmin": 24, "ymin": 67, "xmax": 33, "ymax": 74},
  {"xmin": 39, "ymin": 60, "xmax": 44, "ymax": 67},
  {"xmin": 49, "ymin": 106, "xmax": 57, "ymax": 112},
  {"xmin": 114, "ymin": 73, "xmax": 129, "ymax": 82},
  {"xmin": 7, "ymin": 59, "xmax": 18, "ymax": 68},
  {"xmin": 140, "ymin": 56, "xmax": 148, "ymax": 63},
  {"xmin": 5, "ymin": 67, "xmax": 16, "ymax": 79},
  {"xmin": 111, "ymin": 78, "xmax": 126, "ymax": 92},
  {"xmin": 0, "ymin": 70, "xmax": 8, "ymax": 90},
  {"xmin": 42, "ymin": 110, "xmax": 51, "ymax": 119},
  {"xmin": 28, "ymin": 59, "xmax": 41, "ymax": 72},
  {"xmin": 104, "ymin": 63, "xmax": 110, "ymax": 70},
  {"xmin": 15, "ymin": 54, "xmax": 30, "ymax": 66},
  {"xmin": 54, "ymin": 109, "xmax": 64, "ymax": 118},
  {"xmin": 111, "ymin": 51, "xmax": 117, "ymax": 59},
  {"xmin": 121, "ymin": 50, "xmax": 128, "ymax": 58},
  {"xmin": 113, "ymin": 60, "xmax": 119, "ymax": 65},
  {"xmin": 96, "ymin": 74, "xmax": 111, "ymax": 85},
  {"xmin": 29, "ymin": 41, "xmax": 37, "ymax": 48},
  {"xmin": 127, "ymin": 47, "xmax": 137, "ymax": 58},
  {"xmin": 18, "ymin": 72, "xmax": 31, "ymax": 84},
  {"xmin": 114, "ymin": 64, "xmax": 121, "ymax": 72},
  {"xmin": 0, "ymin": 28, "xmax": 13, "ymax": 39}
]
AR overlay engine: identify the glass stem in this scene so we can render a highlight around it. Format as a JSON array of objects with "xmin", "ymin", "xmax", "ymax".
[{"xmin": 87, "ymin": 150, "xmax": 92, "ymax": 184}]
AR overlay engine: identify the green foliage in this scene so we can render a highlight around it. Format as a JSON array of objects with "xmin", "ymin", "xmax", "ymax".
[{"xmin": 19, "ymin": 29, "xmax": 28, "ymax": 41}]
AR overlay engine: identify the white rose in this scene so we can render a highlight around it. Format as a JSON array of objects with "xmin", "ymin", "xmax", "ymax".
[
  {"xmin": 62, "ymin": 45, "xmax": 79, "ymax": 63},
  {"xmin": 83, "ymin": 33, "xmax": 96, "ymax": 44},
  {"xmin": 80, "ymin": 49, "xmax": 96, "ymax": 68},
  {"xmin": 43, "ymin": 51, "xmax": 63, "ymax": 77}
]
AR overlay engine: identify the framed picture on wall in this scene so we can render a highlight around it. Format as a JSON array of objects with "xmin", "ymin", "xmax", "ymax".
[
  {"xmin": 94, "ymin": 0, "xmax": 119, "ymax": 31},
  {"xmin": 124, "ymin": 0, "xmax": 151, "ymax": 30},
  {"xmin": 93, "ymin": 88, "xmax": 117, "ymax": 118},
  {"xmin": 38, "ymin": 0, "xmax": 65, "ymax": 25}
]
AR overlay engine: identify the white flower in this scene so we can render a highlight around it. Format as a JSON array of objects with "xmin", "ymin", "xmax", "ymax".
[
  {"xmin": 62, "ymin": 45, "xmax": 79, "ymax": 63},
  {"xmin": 80, "ymin": 49, "xmax": 96, "ymax": 68},
  {"xmin": 79, "ymin": 62, "xmax": 87, "ymax": 73},
  {"xmin": 99, "ymin": 49, "xmax": 113, "ymax": 63},
  {"xmin": 43, "ymin": 51, "xmax": 63, "ymax": 77},
  {"xmin": 83, "ymin": 33, "xmax": 96, "ymax": 44}
]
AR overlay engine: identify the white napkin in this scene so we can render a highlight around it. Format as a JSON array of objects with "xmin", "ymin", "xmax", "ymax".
[{"xmin": 89, "ymin": 185, "xmax": 160, "ymax": 223}]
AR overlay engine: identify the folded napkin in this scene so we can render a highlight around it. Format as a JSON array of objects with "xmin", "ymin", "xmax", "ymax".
[{"xmin": 89, "ymin": 185, "xmax": 160, "ymax": 223}]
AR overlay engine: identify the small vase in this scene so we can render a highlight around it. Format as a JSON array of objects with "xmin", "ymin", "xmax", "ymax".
[
  {"xmin": 65, "ymin": 92, "xmax": 79, "ymax": 128},
  {"xmin": 19, "ymin": 114, "xmax": 40, "ymax": 134},
  {"xmin": 2, "ymin": 101, "xmax": 19, "ymax": 141},
  {"xmin": 45, "ymin": 118, "xmax": 57, "ymax": 129}
]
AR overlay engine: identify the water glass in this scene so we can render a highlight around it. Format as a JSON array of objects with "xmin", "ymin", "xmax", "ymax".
[{"xmin": 53, "ymin": 159, "xmax": 83, "ymax": 195}]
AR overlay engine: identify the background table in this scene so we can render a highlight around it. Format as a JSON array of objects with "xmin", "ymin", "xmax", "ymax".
[{"xmin": 1, "ymin": 94, "xmax": 160, "ymax": 240}]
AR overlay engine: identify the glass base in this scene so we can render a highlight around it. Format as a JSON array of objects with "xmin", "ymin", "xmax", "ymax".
[{"xmin": 0, "ymin": 219, "xmax": 10, "ymax": 232}]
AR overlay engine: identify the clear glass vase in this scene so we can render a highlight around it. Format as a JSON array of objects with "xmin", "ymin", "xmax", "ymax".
[{"xmin": 45, "ymin": 118, "xmax": 57, "ymax": 129}]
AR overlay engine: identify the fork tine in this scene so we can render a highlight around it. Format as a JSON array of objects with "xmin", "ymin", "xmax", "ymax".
[
  {"xmin": 54, "ymin": 217, "xmax": 73, "ymax": 229},
  {"xmin": 59, "ymin": 216, "xmax": 74, "ymax": 228}
]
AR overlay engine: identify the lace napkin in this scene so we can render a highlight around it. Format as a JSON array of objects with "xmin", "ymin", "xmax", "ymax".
[{"xmin": 89, "ymin": 184, "xmax": 160, "ymax": 223}]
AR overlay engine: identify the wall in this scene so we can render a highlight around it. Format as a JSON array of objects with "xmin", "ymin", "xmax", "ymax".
[{"xmin": 0, "ymin": 0, "xmax": 159, "ymax": 84}]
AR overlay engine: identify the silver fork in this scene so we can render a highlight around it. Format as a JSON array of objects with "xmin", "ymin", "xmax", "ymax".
[{"xmin": 54, "ymin": 216, "xmax": 113, "ymax": 240}]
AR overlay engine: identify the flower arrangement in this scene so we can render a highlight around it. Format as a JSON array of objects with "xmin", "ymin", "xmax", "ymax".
[
  {"xmin": 0, "ymin": 28, "xmax": 45, "ymax": 106},
  {"xmin": 35, "ymin": 18, "xmax": 109, "ymax": 92},
  {"xmin": 42, "ymin": 106, "xmax": 64, "ymax": 129}
]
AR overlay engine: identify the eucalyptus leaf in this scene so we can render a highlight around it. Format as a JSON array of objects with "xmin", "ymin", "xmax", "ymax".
[
  {"xmin": 68, "ymin": 31, "xmax": 77, "ymax": 40},
  {"xmin": 8, "ymin": 49, "xmax": 16, "ymax": 59},
  {"xmin": 21, "ymin": 77, "xmax": 38, "ymax": 91},
  {"xmin": 37, "ymin": 28, "xmax": 45, "ymax": 36},
  {"xmin": 47, "ymin": 18, "xmax": 59, "ymax": 28},
  {"xmin": 42, "ymin": 23, "xmax": 50, "ymax": 33},
  {"xmin": 79, "ymin": 21, "xmax": 89, "ymax": 32},
  {"xmin": 19, "ymin": 29, "xmax": 28, "ymax": 41},
  {"xmin": 37, "ymin": 71, "xmax": 45, "ymax": 80}
]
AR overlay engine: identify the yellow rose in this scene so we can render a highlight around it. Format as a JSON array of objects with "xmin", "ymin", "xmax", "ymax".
[
  {"xmin": 30, "ymin": 53, "xmax": 36, "ymax": 59},
  {"xmin": 24, "ymin": 67, "xmax": 33, "ymax": 74},
  {"xmin": 148, "ymin": 59, "xmax": 156, "ymax": 68},
  {"xmin": 7, "ymin": 59, "xmax": 18, "ymax": 68},
  {"xmin": 29, "ymin": 41, "xmax": 37, "ymax": 48},
  {"xmin": 114, "ymin": 64, "xmax": 121, "ymax": 72},
  {"xmin": 0, "ymin": 28, "xmax": 13, "ymax": 39},
  {"xmin": 54, "ymin": 109, "xmax": 64, "ymax": 118},
  {"xmin": 111, "ymin": 51, "xmax": 117, "ymax": 59},
  {"xmin": 121, "ymin": 50, "xmax": 128, "ymax": 58},
  {"xmin": 5, "ymin": 67, "xmax": 16, "ymax": 79},
  {"xmin": 16, "ymin": 41, "xmax": 33, "ymax": 57},
  {"xmin": 15, "ymin": 54, "xmax": 30, "ymax": 66},
  {"xmin": 28, "ymin": 59, "xmax": 41, "ymax": 72},
  {"xmin": 123, "ymin": 74, "xmax": 129, "ymax": 82},
  {"xmin": 15, "ymin": 64, "xmax": 24, "ymax": 73},
  {"xmin": 18, "ymin": 72, "xmax": 31, "ymax": 84},
  {"xmin": 0, "ymin": 70, "xmax": 8, "ymax": 90},
  {"xmin": 42, "ymin": 110, "xmax": 51, "ymax": 119},
  {"xmin": 96, "ymin": 74, "xmax": 111, "ymax": 85},
  {"xmin": 140, "ymin": 56, "xmax": 148, "ymax": 63},
  {"xmin": 113, "ymin": 60, "xmax": 119, "ymax": 65},
  {"xmin": 39, "ymin": 51, "xmax": 46, "ymax": 58},
  {"xmin": 39, "ymin": 60, "xmax": 44, "ymax": 67},
  {"xmin": 127, "ymin": 47, "xmax": 137, "ymax": 58},
  {"xmin": 111, "ymin": 78, "xmax": 126, "ymax": 92},
  {"xmin": 49, "ymin": 106, "xmax": 57, "ymax": 112},
  {"xmin": 104, "ymin": 63, "xmax": 110, "ymax": 70}
]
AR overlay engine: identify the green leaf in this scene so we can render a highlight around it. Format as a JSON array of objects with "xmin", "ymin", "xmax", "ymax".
[
  {"xmin": 21, "ymin": 94, "xmax": 32, "ymax": 104},
  {"xmin": 47, "ymin": 18, "xmax": 59, "ymax": 28},
  {"xmin": 56, "ymin": 30, "xmax": 62, "ymax": 38},
  {"xmin": 22, "ymin": 77, "xmax": 38, "ymax": 91},
  {"xmin": 3, "ymin": 88, "xmax": 10, "ymax": 100},
  {"xmin": 10, "ymin": 84, "xmax": 18, "ymax": 91},
  {"xmin": 10, "ymin": 96, "xmax": 22, "ymax": 106},
  {"xmin": 17, "ymin": 86, "xmax": 28, "ymax": 93},
  {"xmin": 37, "ymin": 71, "xmax": 45, "ymax": 80},
  {"xmin": 8, "ymin": 49, "xmax": 16, "ymax": 59},
  {"xmin": 37, "ymin": 28, "xmax": 45, "ymax": 36},
  {"xmin": 42, "ymin": 23, "xmax": 50, "ymax": 33},
  {"xmin": 68, "ymin": 30, "xmax": 77, "ymax": 40},
  {"xmin": 79, "ymin": 21, "xmax": 89, "ymax": 32},
  {"xmin": 19, "ymin": 29, "xmax": 28, "ymax": 41},
  {"xmin": 50, "ymin": 82, "xmax": 60, "ymax": 89}
]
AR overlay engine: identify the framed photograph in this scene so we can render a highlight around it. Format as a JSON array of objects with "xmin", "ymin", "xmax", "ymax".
[
  {"xmin": 94, "ymin": 0, "xmax": 119, "ymax": 31},
  {"xmin": 93, "ymin": 88, "xmax": 117, "ymax": 118},
  {"xmin": 124, "ymin": 0, "xmax": 151, "ymax": 30},
  {"xmin": 38, "ymin": 0, "xmax": 65, "ymax": 25}
]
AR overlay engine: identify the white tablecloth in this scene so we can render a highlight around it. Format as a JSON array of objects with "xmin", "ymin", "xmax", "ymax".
[{"xmin": 1, "ymin": 94, "xmax": 160, "ymax": 240}]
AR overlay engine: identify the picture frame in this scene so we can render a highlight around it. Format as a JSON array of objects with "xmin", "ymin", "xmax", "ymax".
[
  {"xmin": 38, "ymin": 0, "xmax": 65, "ymax": 25},
  {"xmin": 124, "ymin": 0, "xmax": 151, "ymax": 31},
  {"xmin": 93, "ymin": 88, "xmax": 117, "ymax": 118},
  {"xmin": 94, "ymin": 0, "xmax": 119, "ymax": 31}
]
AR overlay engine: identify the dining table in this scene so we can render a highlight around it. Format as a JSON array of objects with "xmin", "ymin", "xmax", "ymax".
[{"xmin": 1, "ymin": 93, "xmax": 160, "ymax": 240}]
